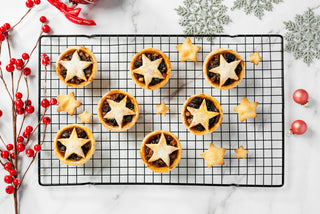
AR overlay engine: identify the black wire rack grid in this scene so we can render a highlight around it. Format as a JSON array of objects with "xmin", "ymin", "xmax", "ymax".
[{"xmin": 38, "ymin": 35, "xmax": 284, "ymax": 187}]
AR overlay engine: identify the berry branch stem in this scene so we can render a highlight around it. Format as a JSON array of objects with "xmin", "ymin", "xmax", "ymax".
[
  {"xmin": 17, "ymin": 78, "xmax": 30, "ymax": 137},
  {"xmin": 8, "ymin": 9, "xmax": 32, "ymax": 33}
]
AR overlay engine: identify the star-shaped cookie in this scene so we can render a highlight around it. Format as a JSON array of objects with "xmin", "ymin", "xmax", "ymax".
[
  {"xmin": 234, "ymin": 146, "xmax": 248, "ymax": 159},
  {"xmin": 234, "ymin": 97, "xmax": 259, "ymax": 122},
  {"xmin": 250, "ymin": 52, "xmax": 263, "ymax": 65},
  {"xmin": 78, "ymin": 110, "xmax": 93, "ymax": 123},
  {"xmin": 156, "ymin": 101, "xmax": 170, "ymax": 116},
  {"xmin": 132, "ymin": 54, "xmax": 164, "ymax": 87},
  {"xmin": 146, "ymin": 132, "xmax": 179, "ymax": 166},
  {"xmin": 57, "ymin": 92, "xmax": 82, "ymax": 116},
  {"xmin": 59, "ymin": 50, "xmax": 93, "ymax": 82},
  {"xmin": 209, "ymin": 54, "xmax": 241, "ymax": 87},
  {"xmin": 58, "ymin": 128, "xmax": 91, "ymax": 160},
  {"xmin": 187, "ymin": 99, "xmax": 220, "ymax": 131},
  {"xmin": 103, "ymin": 96, "xmax": 136, "ymax": 128},
  {"xmin": 200, "ymin": 143, "xmax": 226, "ymax": 168},
  {"xmin": 176, "ymin": 37, "xmax": 201, "ymax": 62}
]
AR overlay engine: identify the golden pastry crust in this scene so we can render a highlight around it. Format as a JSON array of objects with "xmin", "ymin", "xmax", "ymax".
[
  {"xmin": 203, "ymin": 48, "xmax": 245, "ymax": 90},
  {"xmin": 53, "ymin": 124, "xmax": 96, "ymax": 166},
  {"xmin": 56, "ymin": 46, "xmax": 98, "ymax": 88},
  {"xmin": 57, "ymin": 92, "xmax": 82, "ymax": 116},
  {"xmin": 140, "ymin": 130, "xmax": 182, "ymax": 173},
  {"xmin": 97, "ymin": 90, "xmax": 139, "ymax": 132},
  {"xmin": 200, "ymin": 143, "xmax": 226, "ymax": 168},
  {"xmin": 130, "ymin": 48, "xmax": 171, "ymax": 90},
  {"xmin": 234, "ymin": 97, "xmax": 259, "ymax": 123},
  {"xmin": 249, "ymin": 51, "xmax": 263, "ymax": 65},
  {"xmin": 176, "ymin": 37, "xmax": 201, "ymax": 62},
  {"xmin": 234, "ymin": 146, "xmax": 248, "ymax": 159},
  {"xmin": 181, "ymin": 94, "xmax": 223, "ymax": 135}
]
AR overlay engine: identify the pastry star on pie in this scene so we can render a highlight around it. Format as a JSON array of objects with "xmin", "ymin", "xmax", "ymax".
[
  {"xmin": 78, "ymin": 110, "xmax": 93, "ymax": 123},
  {"xmin": 250, "ymin": 52, "xmax": 263, "ymax": 65},
  {"xmin": 132, "ymin": 54, "xmax": 165, "ymax": 87},
  {"xmin": 103, "ymin": 96, "xmax": 136, "ymax": 128},
  {"xmin": 234, "ymin": 97, "xmax": 259, "ymax": 122},
  {"xmin": 57, "ymin": 128, "xmax": 91, "ymax": 160},
  {"xmin": 59, "ymin": 50, "xmax": 93, "ymax": 82},
  {"xmin": 145, "ymin": 132, "xmax": 179, "ymax": 167},
  {"xmin": 176, "ymin": 37, "xmax": 201, "ymax": 62},
  {"xmin": 57, "ymin": 92, "xmax": 82, "ymax": 116},
  {"xmin": 235, "ymin": 146, "xmax": 248, "ymax": 159},
  {"xmin": 209, "ymin": 54, "xmax": 241, "ymax": 87},
  {"xmin": 187, "ymin": 99, "xmax": 220, "ymax": 132},
  {"xmin": 156, "ymin": 101, "xmax": 170, "ymax": 116},
  {"xmin": 200, "ymin": 143, "xmax": 226, "ymax": 168}
]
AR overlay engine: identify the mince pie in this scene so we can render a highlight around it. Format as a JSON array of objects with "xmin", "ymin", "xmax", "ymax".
[
  {"xmin": 54, "ymin": 124, "xmax": 96, "ymax": 166},
  {"xmin": 182, "ymin": 94, "xmax": 223, "ymax": 135},
  {"xmin": 140, "ymin": 130, "xmax": 182, "ymax": 173},
  {"xmin": 56, "ymin": 46, "xmax": 98, "ymax": 88},
  {"xmin": 97, "ymin": 90, "xmax": 139, "ymax": 132},
  {"xmin": 130, "ymin": 48, "xmax": 171, "ymax": 90},
  {"xmin": 203, "ymin": 48, "xmax": 245, "ymax": 90}
]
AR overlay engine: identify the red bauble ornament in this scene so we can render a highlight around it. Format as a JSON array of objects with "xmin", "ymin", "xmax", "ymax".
[
  {"xmin": 43, "ymin": 116, "xmax": 51, "ymax": 125},
  {"xmin": 23, "ymin": 67, "xmax": 31, "ymax": 76},
  {"xmin": 12, "ymin": 179, "xmax": 20, "ymax": 186},
  {"xmin": 7, "ymin": 144, "xmax": 14, "ymax": 150},
  {"xmin": 290, "ymin": 120, "xmax": 307, "ymax": 135},
  {"xmin": 42, "ymin": 24, "xmax": 50, "ymax": 33},
  {"xmin": 41, "ymin": 99, "xmax": 50, "ymax": 108},
  {"xmin": 22, "ymin": 53, "xmax": 29, "ymax": 60},
  {"xmin": 5, "ymin": 185, "xmax": 15, "ymax": 194},
  {"xmin": 16, "ymin": 144, "xmax": 25, "ymax": 152},
  {"xmin": 9, "ymin": 169, "xmax": 17, "ymax": 176},
  {"xmin": 26, "ymin": 149, "xmax": 34, "ymax": 157},
  {"xmin": 1, "ymin": 150, "xmax": 9, "ymax": 159},
  {"xmin": 15, "ymin": 92, "xmax": 23, "ymax": 99},
  {"xmin": 0, "ymin": 110, "xmax": 2, "ymax": 117},
  {"xmin": 26, "ymin": 105, "xmax": 34, "ymax": 114},
  {"xmin": 293, "ymin": 89, "xmax": 309, "ymax": 106},
  {"xmin": 50, "ymin": 98, "xmax": 57, "ymax": 105},
  {"xmin": 4, "ymin": 162, "xmax": 13, "ymax": 171},
  {"xmin": 34, "ymin": 144, "xmax": 41, "ymax": 152},
  {"xmin": 4, "ymin": 175, "xmax": 13, "ymax": 184}
]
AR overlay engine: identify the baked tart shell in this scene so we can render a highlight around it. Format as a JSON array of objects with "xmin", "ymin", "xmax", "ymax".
[
  {"xmin": 130, "ymin": 48, "xmax": 171, "ymax": 90},
  {"xmin": 56, "ymin": 46, "xmax": 98, "ymax": 88},
  {"xmin": 203, "ymin": 48, "xmax": 245, "ymax": 90},
  {"xmin": 181, "ymin": 94, "xmax": 223, "ymax": 135},
  {"xmin": 140, "ymin": 130, "xmax": 182, "ymax": 173}
]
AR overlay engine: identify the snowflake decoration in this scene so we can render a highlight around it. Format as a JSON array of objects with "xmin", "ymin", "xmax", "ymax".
[
  {"xmin": 175, "ymin": 0, "xmax": 231, "ymax": 37},
  {"xmin": 232, "ymin": 0, "xmax": 283, "ymax": 19},
  {"xmin": 284, "ymin": 9, "xmax": 320, "ymax": 65}
]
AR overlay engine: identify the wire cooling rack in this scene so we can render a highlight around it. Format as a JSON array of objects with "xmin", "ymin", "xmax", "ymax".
[{"xmin": 38, "ymin": 35, "xmax": 284, "ymax": 187}]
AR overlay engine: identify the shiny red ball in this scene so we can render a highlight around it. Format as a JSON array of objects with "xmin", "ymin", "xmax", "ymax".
[
  {"xmin": 9, "ymin": 58, "xmax": 16, "ymax": 64},
  {"xmin": 34, "ymin": 0, "xmax": 41, "ymax": 5},
  {"xmin": 17, "ymin": 136, "xmax": 24, "ymax": 143},
  {"xmin": 42, "ymin": 24, "xmax": 50, "ymax": 33},
  {"xmin": 26, "ymin": 149, "xmax": 34, "ymax": 157},
  {"xmin": 4, "ymin": 175, "xmax": 13, "ymax": 184},
  {"xmin": 293, "ymin": 89, "xmax": 309, "ymax": 105},
  {"xmin": 9, "ymin": 169, "xmax": 17, "ymax": 176},
  {"xmin": 15, "ymin": 100, "xmax": 24, "ymax": 108},
  {"xmin": 43, "ymin": 116, "xmax": 51, "ymax": 125},
  {"xmin": 0, "ymin": 26, "xmax": 6, "ymax": 33},
  {"xmin": 26, "ymin": 125, "xmax": 33, "ymax": 133},
  {"xmin": 6, "ymin": 64, "xmax": 14, "ymax": 72},
  {"xmin": 16, "ymin": 144, "xmax": 25, "ymax": 153},
  {"xmin": 22, "ymin": 53, "xmax": 29, "ymax": 60},
  {"xmin": 5, "ymin": 185, "xmax": 14, "ymax": 194},
  {"xmin": 26, "ymin": 0, "xmax": 34, "ymax": 8},
  {"xmin": 16, "ymin": 108, "xmax": 25, "ymax": 115},
  {"xmin": 0, "ymin": 34, "xmax": 5, "ymax": 42},
  {"xmin": 10, "ymin": 153, "xmax": 15, "ymax": 159},
  {"xmin": 12, "ymin": 179, "xmax": 20, "ymax": 186},
  {"xmin": 41, "ymin": 57, "xmax": 50, "ymax": 66},
  {"xmin": 4, "ymin": 162, "xmax": 13, "ymax": 171},
  {"xmin": 290, "ymin": 120, "xmax": 307, "ymax": 135},
  {"xmin": 40, "ymin": 16, "xmax": 46, "ymax": 23},
  {"xmin": 50, "ymin": 98, "xmax": 57, "ymax": 105},
  {"xmin": 0, "ymin": 110, "xmax": 2, "ymax": 117},
  {"xmin": 4, "ymin": 23, "xmax": 10, "ymax": 30},
  {"xmin": 25, "ymin": 99, "xmax": 32, "ymax": 106},
  {"xmin": 15, "ymin": 92, "xmax": 23, "ymax": 99},
  {"xmin": 41, "ymin": 99, "xmax": 50, "ymax": 108},
  {"xmin": 1, "ymin": 151, "xmax": 9, "ymax": 159},
  {"xmin": 34, "ymin": 144, "xmax": 41, "ymax": 152},
  {"xmin": 15, "ymin": 59, "xmax": 24, "ymax": 68},
  {"xmin": 23, "ymin": 131, "xmax": 30, "ymax": 138},
  {"xmin": 23, "ymin": 67, "xmax": 31, "ymax": 76},
  {"xmin": 6, "ymin": 144, "xmax": 13, "ymax": 150},
  {"xmin": 26, "ymin": 105, "xmax": 34, "ymax": 114}
]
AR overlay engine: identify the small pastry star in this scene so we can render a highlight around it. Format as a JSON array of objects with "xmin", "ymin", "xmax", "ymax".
[
  {"xmin": 146, "ymin": 132, "xmax": 179, "ymax": 167},
  {"xmin": 58, "ymin": 128, "xmax": 91, "ymax": 160},
  {"xmin": 176, "ymin": 37, "xmax": 201, "ymax": 62},
  {"xmin": 132, "ymin": 54, "xmax": 164, "ymax": 87},
  {"xmin": 250, "ymin": 52, "xmax": 263, "ymax": 65},
  {"xmin": 103, "ymin": 96, "xmax": 136, "ymax": 128},
  {"xmin": 57, "ymin": 92, "xmax": 82, "ymax": 116},
  {"xmin": 209, "ymin": 54, "xmax": 240, "ymax": 87},
  {"xmin": 200, "ymin": 143, "xmax": 226, "ymax": 168},
  {"xmin": 234, "ymin": 97, "xmax": 259, "ymax": 123},
  {"xmin": 59, "ymin": 50, "xmax": 92, "ymax": 82},
  {"xmin": 187, "ymin": 99, "xmax": 219, "ymax": 131},
  {"xmin": 234, "ymin": 146, "xmax": 248, "ymax": 159},
  {"xmin": 78, "ymin": 110, "xmax": 93, "ymax": 123},
  {"xmin": 156, "ymin": 101, "xmax": 170, "ymax": 116}
]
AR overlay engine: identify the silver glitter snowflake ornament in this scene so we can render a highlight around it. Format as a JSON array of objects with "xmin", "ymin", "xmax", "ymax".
[
  {"xmin": 284, "ymin": 9, "xmax": 320, "ymax": 65},
  {"xmin": 175, "ymin": 0, "xmax": 231, "ymax": 37},
  {"xmin": 232, "ymin": 0, "xmax": 283, "ymax": 19}
]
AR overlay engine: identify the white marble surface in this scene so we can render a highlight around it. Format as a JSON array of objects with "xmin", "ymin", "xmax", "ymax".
[{"xmin": 1, "ymin": 0, "xmax": 320, "ymax": 213}]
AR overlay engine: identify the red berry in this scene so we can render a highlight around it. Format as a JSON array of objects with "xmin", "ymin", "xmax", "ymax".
[
  {"xmin": 10, "ymin": 58, "xmax": 16, "ymax": 64},
  {"xmin": 1, "ymin": 151, "xmax": 9, "ymax": 159},
  {"xmin": 42, "ymin": 24, "xmax": 50, "ymax": 33},
  {"xmin": 41, "ymin": 57, "xmax": 50, "ymax": 66},
  {"xmin": 7, "ymin": 144, "xmax": 13, "ymax": 150},
  {"xmin": 34, "ymin": 0, "xmax": 41, "ymax": 5},
  {"xmin": 9, "ymin": 169, "xmax": 17, "ymax": 177},
  {"xmin": 0, "ymin": 26, "xmax": 6, "ymax": 33},
  {"xmin": 50, "ymin": 98, "xmax": 57, "ymax": 105},
  {"xmin": 25, "ymin": 99, "xmax": 32, "ymax": 106},
  {"xmin": 22, "ymin": 67, "xmax": 31, "ymax": 76},
  {"xmin": 25, "ymin": 105, "xmax": 34, "ymax": 114},
  {"xmin": 12, "ymin": 179, "xmax": 20, "ymax": 186},
  {"xmin": 41, "ymin": 54, "xmax": 47, "ymax": 59},
  {"xmin": 41, "ymin": 99, "xmax": 50, "ymax": 108},
  {"xmin": 4, "ymin": 175, "xmax": 13, "ymax": 184},
  {"xmin": 15, "ymin": 59, "xmax": 24, "ymax": 68},
  {"xmin": 40, "ymin": 16, "xmax": 46, "ymax": 23},
  {"xmin": 4, "ymin": 23, "xmax": 10, "ymax": 30},
  {"xmin": 15, "ymin": 100, "xmax": 24, "ymax": 108},
  {"xmin": 16, "ymin": 144, "xmax": 25, "ymax": 152},
  {"xmin": 26, "ymin": 125, "xmax": 33, "ymax": 133},
  {"xmin": 0, "ymin": 34, "xmax": 5, "ymax": 42},
  {"xmin": 4, "ymin": 162, "xmax": 13, "ymax": 171},
  {"xmin": 10, "ymin": 153, "xmax": 15, "ymax": 159},
  {"xmin": 23, "ymin": 131, "xmax": 30, "ymax": 138},
  {"xmin": 16, "ymin": 108, "xmax": 25, "ymax": 115},
  {"xmin": 17, "ymin": 136, "xmax": 24, "ymax": 143},
  {"xmin": 15, "ymin": 92, "xmax": 23, "ymax": 99},
  {"xmin": 5, "ymin": 185, "xmax": 14, "ymax": 194},
  {"xmin": 0, "ymin": 110, "xmax": 2, "ymax": 117},
  {"xmin": 34, "ymin": 144, "xmax": 41, "ymax": 152},
  {"xmin": 6, "ymin": 64, "xmax": 14, "ymax": 72},
  {"xmin": 26, "ymin": 149, "xmax": 34, "ymax": 157},
  {"xmin": 26, "ymin": 0, "xmax": 34, "ymax": 8},
  {"xmin": 43, "ymin": 116, "xmax": 51, "ymax": 125},
  {"xmin": 22, "ymin": 53, "xmax": 29, "ymax": 60}
]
